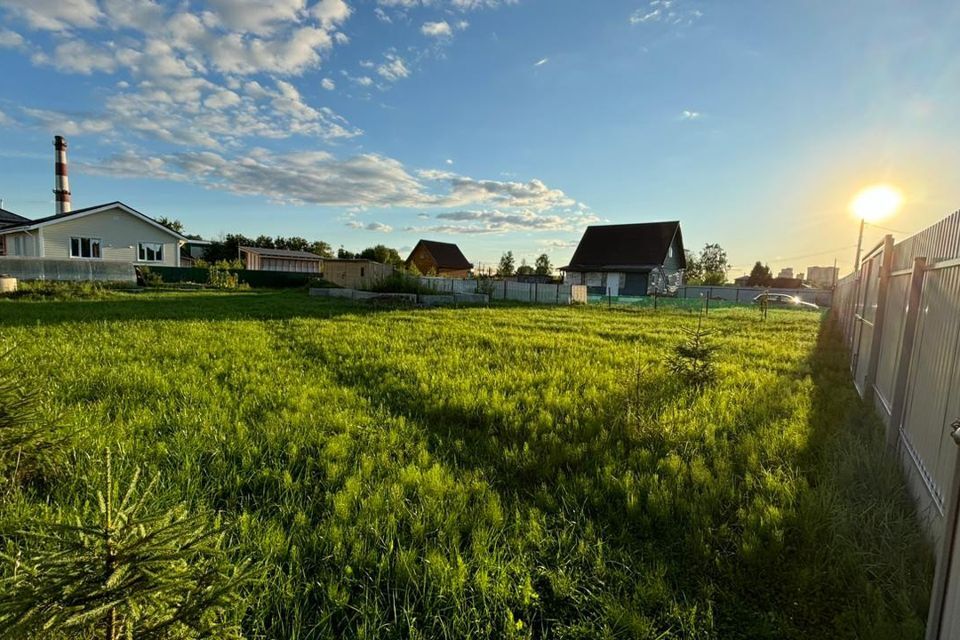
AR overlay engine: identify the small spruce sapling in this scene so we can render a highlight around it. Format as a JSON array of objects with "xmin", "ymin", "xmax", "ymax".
[
  {"xmin": 0, "ymin": 450, "xmax": 249, "ymax": 639},
  {"xmin": 667, "ymin": 313, "xmax": 717, "ymax": 390}
]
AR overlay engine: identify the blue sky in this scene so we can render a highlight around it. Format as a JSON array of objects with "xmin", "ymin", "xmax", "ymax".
[{"xmin": 1, "ymin": 0, "xmax": 958, "ymax": 275}]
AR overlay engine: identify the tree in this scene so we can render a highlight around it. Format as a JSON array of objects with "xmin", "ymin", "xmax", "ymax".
[
  {"xmin": 497, "ymin": 251, "xmax": 515, "ymax": 277},
  {"xmin": 0, "ymin": 451, "xmax": 248, "ymax": 639},
  {"xmin": 516, "ymin": 259, "xmax": 535, "ymax": 276},
  {"xmin": 156, "ymin": 217, "xmax": 184, "ymax": 234},
  {"xmin": 359, "ymin": 245, "xmax": 405, "ymax": 268},
  {"xmin": 747, "ymin": 261, "xmax": 773, "ymax": 287},
  {"xmin": 337, "ymin": 246, "xmax": 357, "ymax": 259},
  {"xmin": 309, "ymin": 240, "xmax": 334, "ymax": 259},
  {"xmin": 534, "ymin": 253, "xmax": 552, "ymax": 276},
  {"xmin": 699, "ymin": 243, "xmax": 729, "ymax": 285},
  {"xmin": 684, "ymin": 250, "xmax": 703, "ymax": 283}
]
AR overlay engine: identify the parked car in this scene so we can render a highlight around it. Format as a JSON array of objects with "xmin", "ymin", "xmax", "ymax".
[{"xmin": 753, "ymin": 293, "xmax": 819, "ymax": 310}]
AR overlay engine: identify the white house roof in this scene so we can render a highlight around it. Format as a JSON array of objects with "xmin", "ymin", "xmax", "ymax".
[{"xmin": 0, "ymin": 201, "xmax": 190, "ymax": 241}]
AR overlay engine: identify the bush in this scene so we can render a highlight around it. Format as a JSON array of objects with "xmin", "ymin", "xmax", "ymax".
[
  {"xmin": 207, "ymin": 266, "xmax": 249, "ymax": 290},
  {"xmin": 0, "ymin": 280, "xmax": 132, "ymax": 301},
  {"xmin": 369, "ymin": 271, "xmax": 438, "ymax": 295}
]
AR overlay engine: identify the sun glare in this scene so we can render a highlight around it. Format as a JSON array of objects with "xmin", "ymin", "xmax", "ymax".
[{"xmin": 850, "ymin": 184, "xmax": 903, "ymax": 222}]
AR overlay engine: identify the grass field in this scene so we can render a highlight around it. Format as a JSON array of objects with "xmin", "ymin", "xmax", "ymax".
[{"xmin": 0, "ymin": 289, "xmax": 932, "ymax": 639}]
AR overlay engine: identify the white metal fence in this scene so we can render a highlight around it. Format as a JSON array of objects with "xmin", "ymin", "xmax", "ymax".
[
  {"xmin": 0, "ymin": 256, "xmax": 136, "ymax": 282},
  {"xmin": 832, "ymin": 208, "xmax": 960, "ymax": 639}
]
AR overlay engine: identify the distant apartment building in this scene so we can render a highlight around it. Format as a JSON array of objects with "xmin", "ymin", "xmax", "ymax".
[
  {"xmin": 807, "ymin": 265, "xmax": 839, "ymax": 288},
  {"xmin": 777, "ymin": 267, "xmax": 794, "ymax": 279}
]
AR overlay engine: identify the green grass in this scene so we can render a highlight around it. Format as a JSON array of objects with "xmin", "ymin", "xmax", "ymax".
[{"xmin": 0, "ymin": 290, "xmax": 932, "ymax": 638}]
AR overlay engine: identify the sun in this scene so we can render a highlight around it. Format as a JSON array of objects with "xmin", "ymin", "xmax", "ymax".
[{"xmin": 850, "ymin": 184, "xmax": 903, "ymax": 222}]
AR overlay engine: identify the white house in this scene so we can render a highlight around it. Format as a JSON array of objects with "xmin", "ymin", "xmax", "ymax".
[{"xmin": 0, "ymin": 201, "xmax": 188, "ymax": 267}]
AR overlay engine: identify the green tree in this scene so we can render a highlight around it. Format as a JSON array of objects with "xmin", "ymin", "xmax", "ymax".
[
  {"xmin": 699, "ymin": 243, "xmax": 729, "ymax": 285},
  {"xmin": 747, "ymin": 261, "xmax": 773, "ymax": 287},
  {"xmin": 684, "ymin": 250, "xmax": 703, "ymax": 284},
  {"xmin": 0, "ymin": 451, "xmax": 248, "ymax": 639},
  {"xmin": 359, "ymin": 245, "xmax": 405, "ymax": 268},
  {"xmin": 309, "ymin": 240, "xmax": 334, "ymax": 258},
  {"xmin": 516, "ymin": 259, "xmax": 535, "ymax": 276},
  {"xmin": 155, "ymin": 217, "xmax": 184, "ymax": 234},
  {"xmin": 534, "ymin": 253, "xmax": 553, "ymax": 276},
  {"xmin": 497, "ymin": 251, "xmax": 516, "ymax": 277},
  {"xmin": 337, "ymin": 246, "xmax": 357, "ymax": 259}
]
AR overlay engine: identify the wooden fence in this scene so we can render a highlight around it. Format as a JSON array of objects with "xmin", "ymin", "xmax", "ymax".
[{"xmin": 832, "ymin": 208, "xmax": 960, "ymax": 639}]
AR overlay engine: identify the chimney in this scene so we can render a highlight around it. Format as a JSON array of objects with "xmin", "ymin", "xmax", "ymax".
[{"xmin": 53, "ymin": 135, "xmax": 71, "ymax": 215}]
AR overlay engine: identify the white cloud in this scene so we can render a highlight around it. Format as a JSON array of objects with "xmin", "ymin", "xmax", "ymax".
[
  {"xmin": 377, "ymin": 53, "xmax": 410, "ymax": 82},
  {"xmin": 0, "ymin": 29, "xmax": 25, "ymax": 49},
  {"xmin": 80, "ymin": 146, "xmax": 583, "ymax": 216},
  {"xmin": 311, "ymin": 0, "xmax": 353, "ymax": 29},
  {"xmin": 445, "ymin": 159, "xmax": 454, "ymax": 165},
  {"xmin": 348, "ymin": 221, "xmax": 394, "ymax": 232},
  {"xmin": 354, "ymin": 75, "xmax": 374, "ymax": 86},
  {"xmin": 534, "ymin": 57, "xmax": 549, "ymax": 67},
  {"xmin": 2, "ymin": 0, "xmax": 102, "ymax": 31},
  {"xmin": 321, "ymin": 77, "xmax": 336, "ymax": 90},
  {"xmin": 630, "ymin": 0, "xmax": 702, "ymax": 26},
  {"xmin": 22, "ymin": 107, "xmax": 113, "ymax": 136},
  {"xmin": 681, "ymin": 109, "xmax": 701, "ymax": 120},
  {"xmin": 422, "ymin": 21, "xmax": 453, "ymax": 38}
]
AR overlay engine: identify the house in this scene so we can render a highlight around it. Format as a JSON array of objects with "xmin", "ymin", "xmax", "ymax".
[
  {"xmin": 239, "ymin": 246, "xmax": 323, "ymax": 273},
  {"xmin": 560, "ymin": 221, "xmax": 686, "ymax": 296},
  {"xmin": 0, "ymin": 201, "xmax": 189, "ymax": 266},
  {"xmin": 180, "ymin": 239, "xmax": 212, "ymax": 267},
  {"xmin": 733, "ymin": 275, "xmax": 751, "ymax": 287},
  {"xmin": 321, "ymin": 258, "xmax": 394, "ymax": 289},
  {"xmin": 405, "ymin": 239, "xmax": 473, "ymax": 277}
]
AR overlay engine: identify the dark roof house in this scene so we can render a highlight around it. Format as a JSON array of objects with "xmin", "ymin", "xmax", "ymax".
[
  {"xmin": 0, "ymin": 207, "xmax": 31, "ymax": 228},
  {"xmin": 561, "ymin": 221, "xmax": 685, "ymax": 296},
  {"xmin": 562, "ymin": 221, "xmax": 685, "ymax": 272},
  {"xmin": 406, "ymin": 239, "xmax": 473, "ymax": 276}
]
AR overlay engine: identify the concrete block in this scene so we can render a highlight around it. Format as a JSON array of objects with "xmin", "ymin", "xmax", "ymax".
[
  {"xmin": 453, "ymin": 292, "xmax": 488, "ymax": 304},
  {"xmin": 419, "ymin": 294, "xmax": 456, "ymax": 306}
]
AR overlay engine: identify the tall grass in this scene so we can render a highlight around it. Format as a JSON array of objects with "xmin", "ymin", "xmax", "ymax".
[{"xmin": 0, "ymin": 290, "xmax": 932, "ymax": 638}]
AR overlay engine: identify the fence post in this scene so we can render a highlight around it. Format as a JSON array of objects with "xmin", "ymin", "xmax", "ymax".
[
  {"xmin": 886, "ymin": 256, "xmax": 927, "ymax": 450},
  {"xmin": 864, "ymin": 235, "xmax": 894, "ymax": 402}
]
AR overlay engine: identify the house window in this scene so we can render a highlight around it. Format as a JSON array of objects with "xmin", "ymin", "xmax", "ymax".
[
  {"xmin": 70, "ymin": 237, "xmax": 102, "ymax": 259},
  {"xmin": 360, "ymin": 266, "xmax": 365, "ymax": 277},
  {"xmin": 138, "ymin": 242, "xmax": 164, "ymax": 262}
]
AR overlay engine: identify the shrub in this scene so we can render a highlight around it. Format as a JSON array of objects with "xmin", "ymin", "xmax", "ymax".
[
  {"xmin": 140, "ymin": 266, "xmax": 164, "ymax": 287},
  {"xmin": 207, "ymin": 267, "xmax": 248, "ymax": 290},
  {"xmin": 369, "ymin": 271, "xmax": 438, "ymax": 295},
  {"xmin": 0, "ymin": 281, "xmax": 131, "ymax": 300}
]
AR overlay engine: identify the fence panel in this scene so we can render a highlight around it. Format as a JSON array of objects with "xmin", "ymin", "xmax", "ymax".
[
  {"xmin": 0, "ymin": 256, "xmax": 135, "ymax": 282},
  {"xmin": 831, "ymin": 208, "xmax": 960, "ymax": 640}
]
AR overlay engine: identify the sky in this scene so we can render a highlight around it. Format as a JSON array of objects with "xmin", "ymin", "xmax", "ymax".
[{"xmin": 0, "ymin": 0, "xmax": 959, "ymax": 276}]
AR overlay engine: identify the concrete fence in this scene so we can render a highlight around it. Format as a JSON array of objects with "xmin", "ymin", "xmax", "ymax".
[
  {"xmin": 0, "ymin": 256, "xmax": 135, "ymax": 283},
  {"xmin": 415, "ymin": 277, "xmax": 587, "ymax": 305},
  {"xmin": 832, "ymin": 207, "xmax": 960, "ymax": 639},
  {"xmin": 677, "ymin": 285, "xmax": 834, "ymax": 307}
]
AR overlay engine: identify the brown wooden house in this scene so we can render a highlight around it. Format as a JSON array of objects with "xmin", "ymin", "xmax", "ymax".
[{"xmin": 405, "ymin": 239, "xmax": 473, "ymax": 277}]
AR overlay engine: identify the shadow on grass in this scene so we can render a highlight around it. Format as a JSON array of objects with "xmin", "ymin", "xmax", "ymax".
[
  {"xmin": 277, "ymin": 308, "xmax": 933, "ymax": 638},
  {"xmin": 0, "ymin": 289, "xmax": 420, "ymax": 326}
]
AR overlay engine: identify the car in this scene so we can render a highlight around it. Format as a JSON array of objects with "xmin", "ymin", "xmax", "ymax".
[{"xmin": 752, "ymin": 292, "xmax": 819, "ymax": 310}]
